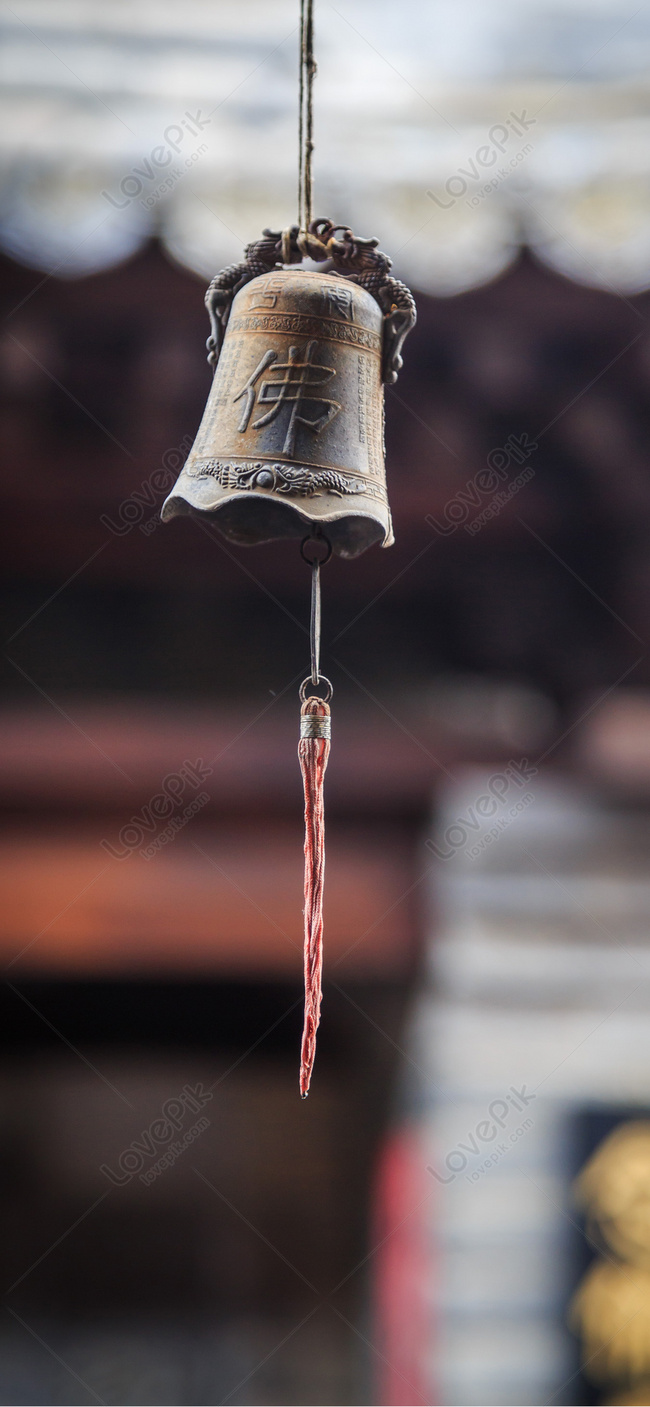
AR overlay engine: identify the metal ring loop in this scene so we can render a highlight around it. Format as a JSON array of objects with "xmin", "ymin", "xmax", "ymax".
[
  {"xmin": 300, "ymin": 532, "xmax": 332, "ymax": 566},
  {"xmin": 299, "ymin": 674, "xmax": 333, "ymax": 704}
]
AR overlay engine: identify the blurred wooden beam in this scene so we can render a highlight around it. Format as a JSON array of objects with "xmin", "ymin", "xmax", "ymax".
[{"xmin": 0, "ymin": 825, "xmax": 415, "ymax": 978}]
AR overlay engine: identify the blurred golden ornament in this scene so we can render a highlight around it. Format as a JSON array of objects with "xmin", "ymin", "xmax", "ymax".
[
  {"xmin": 570, "ymin": 1260, "xmax": 650, "ymax": 1382},
  {"xmin": 576, "ymin": 1122, "xmax": 650, "ymax": 1267},
  {"xmin": 605, "ymin": 1382, "xmax": 650, "ymax": 1405}
]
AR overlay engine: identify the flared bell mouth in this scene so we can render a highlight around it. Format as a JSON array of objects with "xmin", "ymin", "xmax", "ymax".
[{"xmin": 161, "ymin": 479, "xmax": 392, "ymax": 558}]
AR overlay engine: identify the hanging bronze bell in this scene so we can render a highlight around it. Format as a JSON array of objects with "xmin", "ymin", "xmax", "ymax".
[{"xmin": 162, "ymin": 220, "xmax": 416, "ymax": 558}]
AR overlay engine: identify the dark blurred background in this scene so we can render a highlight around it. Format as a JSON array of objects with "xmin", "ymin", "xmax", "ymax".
[{"xmin": 3, "ymin": 3, "xmax": 650, "ymax": 1405}]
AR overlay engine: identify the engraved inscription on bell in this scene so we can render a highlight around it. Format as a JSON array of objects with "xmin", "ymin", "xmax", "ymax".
[{"xmin": 232, "ymin": 341, "xmax": 341, "ymax": 454}]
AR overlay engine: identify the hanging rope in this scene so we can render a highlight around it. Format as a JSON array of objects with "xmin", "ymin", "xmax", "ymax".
[{"xmin": 298, "ymin": 0, "xmax": 316, "ymax": 233}]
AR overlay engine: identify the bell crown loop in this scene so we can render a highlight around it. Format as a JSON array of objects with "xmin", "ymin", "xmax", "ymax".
[{"xmin": 204, "ymin": 219, "xmax": 415, "ymax": 386}]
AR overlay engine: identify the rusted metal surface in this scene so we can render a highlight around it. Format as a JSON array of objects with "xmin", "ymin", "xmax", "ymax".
[
  {"xmin": 162, "ymin": 222, "xmax": 416, "ymax": 557},
  {"xmin": 163, "ymin": 269, "xmax": 388, "ymax": 555}
]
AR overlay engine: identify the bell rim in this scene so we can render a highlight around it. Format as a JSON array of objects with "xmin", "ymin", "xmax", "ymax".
[{"xmin": 160, "ymin": 485, "xmax": 393, "ymax": 557}]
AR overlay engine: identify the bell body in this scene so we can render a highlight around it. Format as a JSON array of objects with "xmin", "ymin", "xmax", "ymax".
[{"xmin": 162, "ymin": 269, "xmax": 391, "ymax": 558}]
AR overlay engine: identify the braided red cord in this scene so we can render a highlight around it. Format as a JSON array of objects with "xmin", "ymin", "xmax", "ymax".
[{"xmin": 298, "ymin": 697, "xmax": 331, "ymax": 1097}]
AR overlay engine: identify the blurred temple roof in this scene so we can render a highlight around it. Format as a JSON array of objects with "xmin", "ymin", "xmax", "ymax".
[{"xmin": 2, "ymin": 0, "xmax": 650, "ymax": 292}]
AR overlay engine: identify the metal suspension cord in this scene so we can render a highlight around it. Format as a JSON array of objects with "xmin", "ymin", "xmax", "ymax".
[
  {"xmin": 310, "ymin": 554, "xmax": 321, "ymax": 685},
  {"xmin": 300, "ymin": 533, "xmax": 332, "ymax": 701},
  {"xmin": 298, "ymin": 0, "xmax": 316, "ymax": 233}
]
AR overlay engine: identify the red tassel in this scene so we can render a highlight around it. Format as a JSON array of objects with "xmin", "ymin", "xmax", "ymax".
[{"xmin": 298, "ymin": 696, "xmax": 331, "ymax": 1097}]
